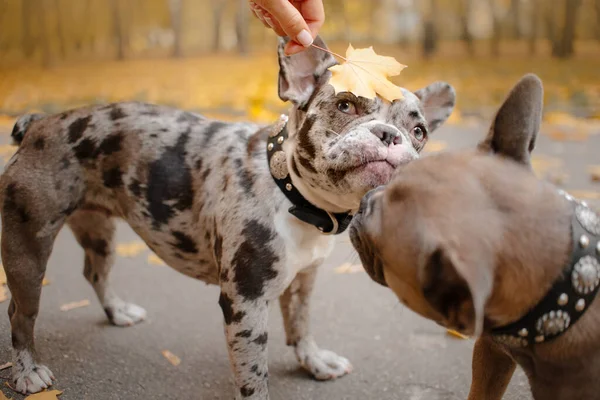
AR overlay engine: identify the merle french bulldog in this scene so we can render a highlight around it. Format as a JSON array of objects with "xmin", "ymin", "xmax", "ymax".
[{"xmin": 0, "ymin": 36, "xmax": 455, "ymax": 399}]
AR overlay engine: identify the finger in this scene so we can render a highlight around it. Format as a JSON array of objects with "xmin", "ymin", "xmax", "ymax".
[
  {"xmin": 284, "ymin": 41, "xmax": 306, "ymax": 56},
  {"xmin": 293, "ymin": 0, "xmax": 325, "ymax": 38},
  {"xmin": 253, "ymin": 0, "xmax": 313, "ymax": 47}
]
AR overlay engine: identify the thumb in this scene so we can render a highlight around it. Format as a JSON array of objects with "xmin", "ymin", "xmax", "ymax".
[{"xmin": 253, "ymin": 0, "xmax": 314, "ymax": 47}]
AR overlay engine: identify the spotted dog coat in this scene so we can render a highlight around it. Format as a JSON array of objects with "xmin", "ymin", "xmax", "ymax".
[{"xmin": 0, "ymin": 37, "xmax": 455, "ymax": 399}]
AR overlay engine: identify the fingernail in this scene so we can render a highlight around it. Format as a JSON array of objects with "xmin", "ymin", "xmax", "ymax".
[{"xmin": 296, "ymin": 29, "xmax": 313, "ymax": 47}]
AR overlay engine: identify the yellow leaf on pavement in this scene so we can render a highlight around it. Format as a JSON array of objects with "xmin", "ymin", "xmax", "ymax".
[
  {"xmin": 328, "ymin": 45, "xmax": 406, "ymax": 102},
  {"xmin": 147, "ymin": 253, "xmax": 166, "ymax": 266},
  {"xmin": 24, "ymin": 390, "xmax": 63, "ymax": 400},
  {"xmin": 446, "ymin": 329, "xmax": 469, "ymax": 340},
  {"xmin": 334, "ymin": 263, "xmax": 364, "ymax": 274},
  {"xmin": 60, "ymin": 299, "xmax": 90, "ymax": 312},
  {"xmin": 162, "ymin": 350, "xmax": 181, "ymax": 366},
  {"xmin": 116, "ymin": 241, "xmax": 148, "ymax": 257},
  {"xmin": 0, "ymin": 389, "xmax": 11, "ymax": 400}
]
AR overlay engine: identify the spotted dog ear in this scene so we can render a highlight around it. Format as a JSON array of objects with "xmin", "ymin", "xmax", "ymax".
[
  {"xmin": 414, "ymin": 82, "xmax": 456, "ymax": 133},
  {"xmin": 277, "ymin": 36, "xmax": 337, "ymax": 109},
  {"xmin": 478, "ymin": 74, "xmax": 544, "ymax": 168}
]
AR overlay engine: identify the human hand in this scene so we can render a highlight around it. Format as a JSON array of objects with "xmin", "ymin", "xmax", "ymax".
[{"xmin": 249, "ymin": 0, "xmax": 325, "ymax": 55}]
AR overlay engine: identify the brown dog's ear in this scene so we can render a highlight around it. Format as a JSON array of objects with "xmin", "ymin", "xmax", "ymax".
[
  {"xmin": 478, "ymin": 73, "xmax": 544, "ymax": 167},
  {"xmin": 277, "ymin": 36, "xmax": 337, "ymax": 108},
  {"xmin": 414, "ymin": 82, "xmax": 456, "ymax": 133},
  {"xmin": 420, "ymin": 246, "xmax": 492, "ymax": 337}
]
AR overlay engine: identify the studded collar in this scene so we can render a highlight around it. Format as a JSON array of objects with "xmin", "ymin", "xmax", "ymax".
[
  {"xmin": 492, "ymin": 190, "xmax": 600, "ymax": 347},
  {"xmin": 266, "ymin": 115, "xmax": 353, "ymax": 235}
]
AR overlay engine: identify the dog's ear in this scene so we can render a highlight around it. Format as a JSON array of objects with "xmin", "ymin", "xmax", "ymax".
[
  {"xmin": 420, "ymin": 245, "xmax": 492, "ymax": 337},
  {"xmin": 277, "ymin": 36, "xmax": 337, "ymax": 108},
  {"xmin": 414, "ymin": 82, "xmax": 456, "ymax": 133},
  {"xmin": 478, "ymin": 73, "xmax": 544, "ymax": 167}
]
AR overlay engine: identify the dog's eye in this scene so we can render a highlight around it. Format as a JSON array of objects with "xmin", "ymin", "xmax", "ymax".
[
  {"xmin": 336, "ymin": 100, "xmax": 357, "ymax": 115},
  {"xmin": 412, "ymin": 125, "xmax": 427, "ymax": 141}
]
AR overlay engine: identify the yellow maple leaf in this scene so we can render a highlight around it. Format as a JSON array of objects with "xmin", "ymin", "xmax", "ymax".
[
  {"xmin": 328, "ymin": 45, "xmax": 406, "ymax": 103},
  {"xmin": 0, "ymin": 389, "xmax": 11, "ymax": 400},
  {"xmin": 24, "ymin": 390, "xmax": 63, "ymax": 400}
]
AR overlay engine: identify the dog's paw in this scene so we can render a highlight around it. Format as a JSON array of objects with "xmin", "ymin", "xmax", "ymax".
[
  {"xmin": 13, "ymin": 364, "xmax": 55, "ymax": 394},
  {"xmin": 295, "ymin": 338, "xmax": 353, "ymax": 381},
  {"xmin": 105, "ymin": 301, "xmax": 147, "ymax": 326}
]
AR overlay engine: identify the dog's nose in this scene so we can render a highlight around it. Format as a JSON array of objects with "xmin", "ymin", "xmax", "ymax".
[{"xmin": 371, "ymin": 124, "xmax": 400, "ymax": 146}]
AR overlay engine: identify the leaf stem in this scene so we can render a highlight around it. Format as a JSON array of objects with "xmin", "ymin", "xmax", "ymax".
[{"xmin": 310, "ymin": 43, "xmax": 347, "ymax": 62}]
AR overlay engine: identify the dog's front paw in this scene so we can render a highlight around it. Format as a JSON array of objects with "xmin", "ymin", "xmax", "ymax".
[
  {"xmin": 295, "ymin": 337, "xmax": 353, "ymax": 381},
  {"xmin": 104, "ymin": 300, "xmax": 147, "ymax": 326},
  {"xmin": 14, "ymin": 364, "xmax": 55, "ymax": 394}
]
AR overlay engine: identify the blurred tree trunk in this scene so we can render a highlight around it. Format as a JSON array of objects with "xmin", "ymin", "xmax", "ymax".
[
  {"xmin": 22, "ymin": 0, "xmax": 36, "ymax": 59},
  {"xmin": 55, "ymin": 0, "xmax": 67, "ymax": 59},
  {"xmin": 510, "ymin": 0, "xmax": 522, "ymax": 39},
  {"xmin": 488, "ymin": 0, "xmax": 501, "ymax": 57},
  {"xmin": 422, "ymin": 0, "xmax": 438, "ymax": 58},
  {"xmin": 528, "ymin": 0, "xmax": 540, "ymax": 54},
  {"xmin": 552, "ymin": 0, "xmax": 582, "ymax": 58},
  {"xmin": 169, "ymin": 0, "xmax": 184, "ymax": 57},
  {"xmin": 595, "ymin": 0, "xmax": 600, "ymax": 41},
  {"xmin": 236, "ymin": 0, "xmax": 250, "ymax": 55},
  {"xmin": 459, "ymin": 0, "xmax": 475, "ymax": 57},
  {"xmin": 212, "ymin": 0, "xmax": 226, "ymax": 52},
  {"xmin": 110, "ymin": 0, "xmax": 126, "ymax": 60}
]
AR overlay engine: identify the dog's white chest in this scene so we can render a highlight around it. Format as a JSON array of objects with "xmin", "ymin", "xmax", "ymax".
[{"xmin": 274, "ymin": 207, "xmax": 335, "ymax": 280}]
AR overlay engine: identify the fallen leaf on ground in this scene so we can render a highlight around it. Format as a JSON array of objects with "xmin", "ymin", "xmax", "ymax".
[
  {"xmin": 0, "ymin": 390, "xmax": 11, "ymax": 400},
  {"xmin": 0, "ymin": 362, "xmax": 12, "ymax": 371},
  {"xmin": 0, "ymin": 265, "xmax": 6, "ymax": 285},
  {"xmin": 327, "ymin": 45, "xmax": 406, "ymax": 102},
  {"xmin": 0, "ymin": 286, "xmax": 7, "ymax": 303},
  {"xmin": 42, "ymin": 278, "xmax": 50, "ymax": 286},
  {"xmin": 116, "ymin": 241, "xmax": 148, "ymax": 257},
  {"xmin": 24, "ymin": 390, "xmax": 63, "ymax": 400},
  {"xmin": 446, "ymin": 329, "xmax": 469, "ymax": 340},
  {"xmin": 545, "ymin": 129, "xmax": 589, "ymax": 142},
  {"xmin": 334, "ymin": 263, "xmax": 364, "ymax": 274},
  {"xmin": 162, "ymin": 350, "xmax": 181, "ymax": 366},
  {"xmin": 147, "ymin": 253, "xmax": 166, "ymax": 266},
  {"xmin": 423, "ymin": 140, "xmax": 448, "ymax": 153},
  {"xmin": 567, "ymin": 190, "xmax": 600, "ymax": 200},
  {"xmin": 588, "ymin": 165, "xmax": 600, "ymax": 182},
  {"xmin": 60, "ymin": 299, "xmax": 90, "ymax": 311}
]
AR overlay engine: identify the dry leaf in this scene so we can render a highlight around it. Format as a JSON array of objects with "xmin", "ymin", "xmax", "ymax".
[
  {"xmin": 116, "ymin": 241, "xmax": 148, "ymax": 257},
  {"xmin": 423, "ymin": 140, "xmax": 448, "ymax": 154},
  {"xmin": 446, "ymin": 329, "xmax": 469, "ymax": 340},
  {"xmin": 0, "ymin": 264, "xmax": 6, "ymax": 285},
  {"xmin": 60, "ymin": 299, "xmax": 90, "ymax": 311},
  {"xmin": 567, "ymin": 190, "xmax": 600, "ymax": 200},
  {"xmin": 162, "ymin": 350, "xmax": 181, "ymax": 366},
  {"xmin": 333, "ymin": 263, "xmax": 364, "ymax": 274},
  {"xmin": 328, "ymin": 45, "xmax": 406, "ymax": 102},
  {"xmin": 0, "ymin": 286, "xmax": 7, "ymax": 303},
  {"xmin": 147, "ymin": 253, "xmax": 166, "ymax": 266},
  {"xmin": 23, "ymin": 390, "xmax": 63, "ymax": 400},
  {"xmin": 0, "ymin": 362, "xmax": 12, "ymax": 371},
  {"xmin": 588, "ymin": 165, "xmax": 600, "ymax": 182},
  {"xmin": 0, "ymin": 390, "xmax": 11, "ymax": 400},
  {"xmin": 42, "ymin": 278, "xmax": 50, "ymax": 286}
]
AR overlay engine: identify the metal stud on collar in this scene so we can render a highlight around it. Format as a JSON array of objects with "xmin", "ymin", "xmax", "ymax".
[{"xmin": 571, "ymin": 255, "xmax": 600, "ymax": 295}]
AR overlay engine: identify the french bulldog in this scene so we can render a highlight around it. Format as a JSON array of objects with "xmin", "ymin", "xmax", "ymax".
[
  {"xmin": 350, "ymin": 73, "xmax": 600, "ymax": 400},
  {"xmin": 0, "ymin": 36, "xmax": 455, "ymax": 399}
]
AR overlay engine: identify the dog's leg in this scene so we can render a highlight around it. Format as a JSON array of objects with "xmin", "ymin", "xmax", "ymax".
[
  {"xmin": 219, "ymin": 285, "xmax": 270, "ymax": 400},
  {"xmin": 2, "ymin": 198, "xmax": 59, "ymax": 393},
  {"xmin": 467, "ymin": 336, "xmax": 516, "ymax": 400},
  {"xmin": 279, "ymin": 267, "xmax": 352, "ymax": 380},
  {"xmin": 67, "ymin": 210, "xmax": 146, "ymax": 326}
]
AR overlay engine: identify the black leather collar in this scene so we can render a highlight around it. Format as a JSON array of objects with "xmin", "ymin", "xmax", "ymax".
[
  {"xmin": 492, "ymin": 190, "xmax": 600, "ymax": 347},
  {"xmin": 266, "ymin": 115, "xmax": 353, "ymax": 235}
]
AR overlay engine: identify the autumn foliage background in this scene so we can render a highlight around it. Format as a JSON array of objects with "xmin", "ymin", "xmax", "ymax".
[{"xmin": 0, "ymin": 0, "xmax": 598, "ymax": 126}]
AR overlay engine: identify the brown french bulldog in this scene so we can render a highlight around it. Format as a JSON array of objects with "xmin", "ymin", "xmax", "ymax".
[{"xmin": 349, "ymin": 73, "xmax": 600, "ymax": 400}]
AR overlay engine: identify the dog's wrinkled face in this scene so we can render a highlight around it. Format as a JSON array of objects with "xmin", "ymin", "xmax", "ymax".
[
  {"xmin": 277, "ymin": 37, "xmax": 456, "ymax": 212},
  {"xmin": 350, "ymin": 74, "xmax": 546, "ymax": 336}
]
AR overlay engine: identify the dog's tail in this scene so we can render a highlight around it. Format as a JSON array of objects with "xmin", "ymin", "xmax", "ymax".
[{"xmin": 11, "ymin": 113, "xmax": 45, "ymax": 145}]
